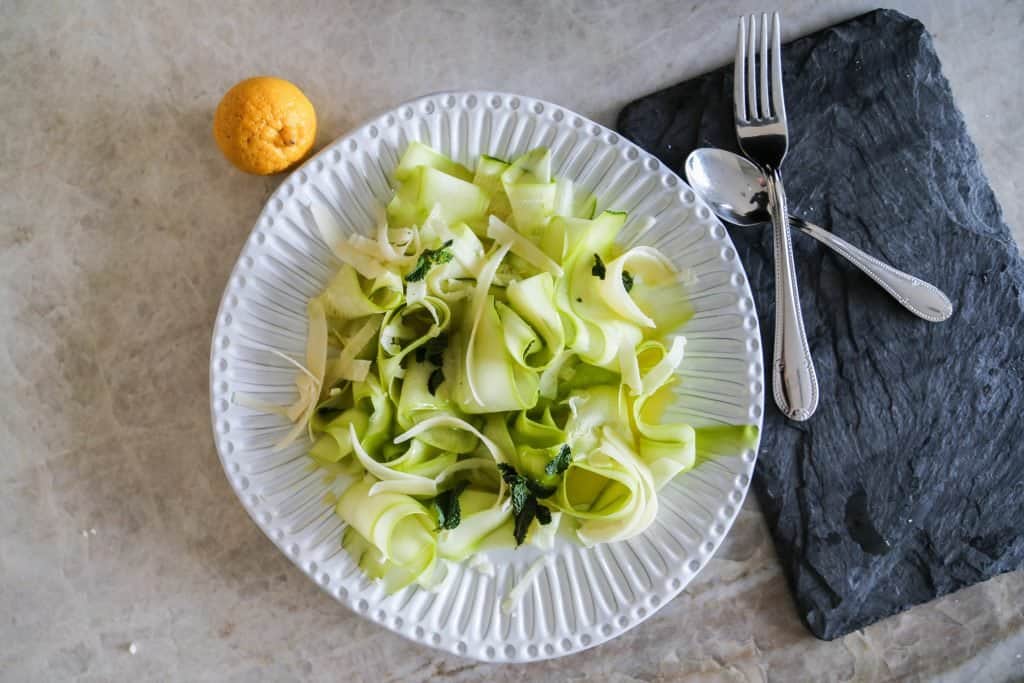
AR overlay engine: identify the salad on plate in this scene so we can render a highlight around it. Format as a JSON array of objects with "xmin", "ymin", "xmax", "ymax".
[{"xmin": 243, "ymin": 142, "xmax": 757, "ymax": 596}]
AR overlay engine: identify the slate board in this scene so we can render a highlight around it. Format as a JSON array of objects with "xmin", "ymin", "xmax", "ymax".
[{"xmin": 618, "ymin": 9, "xmax": 1024, "ymax": 640}]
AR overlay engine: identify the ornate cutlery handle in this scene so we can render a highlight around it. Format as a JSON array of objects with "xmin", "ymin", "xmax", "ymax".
[
  {"xmin": 791, "ymin": 217, "xmax": 954, "ymax": 322},
  {"xmin": 767, "ymin": 169, "xmax": 819, "ymax": 421}
]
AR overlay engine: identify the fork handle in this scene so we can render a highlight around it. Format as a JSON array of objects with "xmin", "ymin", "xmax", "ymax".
[{"xmin": 766, "ymin": 168, "xmax": 819, "ymax": 421}]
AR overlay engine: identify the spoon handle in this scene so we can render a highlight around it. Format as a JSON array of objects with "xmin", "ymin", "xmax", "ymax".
[
  {"xmin": 789, "ymin": 216, "xmax": 954, "ymax": 322},
  {"xmin": 766, "ymin": 169, "xmax": 819, "ymax": 422}
]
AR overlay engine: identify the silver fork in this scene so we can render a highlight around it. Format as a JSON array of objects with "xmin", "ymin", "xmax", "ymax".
[{"xmin": 734, "ymin": 12, "xmax": 818, "ymax": 421}]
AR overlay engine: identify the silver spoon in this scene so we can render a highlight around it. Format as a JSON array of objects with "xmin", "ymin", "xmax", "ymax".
[{"xmin": 685, "ymin": 148, "xmax": 954, "ymax": 322}]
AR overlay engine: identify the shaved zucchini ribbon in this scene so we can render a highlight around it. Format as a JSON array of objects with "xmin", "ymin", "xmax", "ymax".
[{"xmin": 252, "ymin": 141, "xmax": 757, "ymax": 592}]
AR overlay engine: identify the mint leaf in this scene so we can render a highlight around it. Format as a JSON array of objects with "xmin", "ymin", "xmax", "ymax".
[
  {"xmin": 406, "ymin": 240, "xmax": 454, "ymax": 282},
  {"xmin": 498, "ymin": 462, "xmax": 555, "ymax": 545},
  {"xmin": 526, "ymin": 479, "xmax": 557, "ymax": 499},
  {"xmin": 544, "ymin": 445, "xmax": 572, "ymax": 476},
  {"xmin": 421, "ymin": 333, "xmax": 448, "ymax": 366},
  {"xmin": 513, "ymin": 496, "xmax": 536, "ymax": 546},
  {"xmin": 497, "ymin": 462, "xmax": 518, "ymax": 484},
  {"xmin": 591, "ymin": 253, "xmax": 606, "ymax": 280},
  {"xmin": 535, "ymin": 504, "xmax": 552, "ymax": 525},
  {"xmin": 510, "ymin": 478, "xmax": 530, "ymax": 517},
  {"xmin": 405, "ymin": 257, "xmax": 431, "ymax": 283},
  {"xmin": 434, "ymin": 481, "xmax": 468, "ymax": 530},
  {"xmin": 433, "ymin": 245, "xmax": 454, "ymax": 265},
  {"xmin": 622, "ymin": 270, "xmax": 634, "ymax": 293},
  {"xmin": 427, "ymin": 368, "xmax": 445, "ymax": 396}
]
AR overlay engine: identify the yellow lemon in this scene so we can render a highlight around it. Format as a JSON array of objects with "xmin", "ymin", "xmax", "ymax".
[{"xmin": 213, "ymin": 76, "xmax": 317, "ymax": 175}]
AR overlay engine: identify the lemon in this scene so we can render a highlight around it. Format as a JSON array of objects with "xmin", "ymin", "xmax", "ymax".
[{"xmin": 213, "ymin": 76, "xmax": 317, "ymax": 175}]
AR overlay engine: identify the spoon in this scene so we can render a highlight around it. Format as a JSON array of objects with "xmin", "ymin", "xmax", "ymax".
[{"xmin": 684, "ymin": 148, "xmax": 954, "ymax": 322}]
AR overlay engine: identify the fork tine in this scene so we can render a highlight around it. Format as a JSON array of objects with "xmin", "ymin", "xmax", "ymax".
[
  {"xmin": 759, "ymin": 13, "xmax": 771, "ymax": 119},
  {"xmin": 770, "ymin": 12, "xmax": 786, "ymax": 121},
  {"xmin": 746, "ymin": 15, "xmax": 758, "ymax": 119},
  {"xmin": 734, "ymin": 17, "xmax": 747, "ymax": 122}
]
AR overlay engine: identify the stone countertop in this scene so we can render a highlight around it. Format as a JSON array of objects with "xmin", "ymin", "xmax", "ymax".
[{"xmin": 2, "ymin": 1, "xmax": 1021, "ymax": 681}]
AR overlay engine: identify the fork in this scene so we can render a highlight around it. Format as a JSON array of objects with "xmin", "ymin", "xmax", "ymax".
[{"xmin": 735, "ymin": 12, "xmax": 818, "ymax": 421}]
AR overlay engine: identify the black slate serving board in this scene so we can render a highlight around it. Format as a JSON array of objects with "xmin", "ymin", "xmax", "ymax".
[{"xmin": 618, "ymin": 9, "xmax": 1024, "ymax": 640}]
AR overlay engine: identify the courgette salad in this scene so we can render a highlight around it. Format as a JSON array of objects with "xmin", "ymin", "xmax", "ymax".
[{"xmin": 260, "ymin": 143, "xmax": 758, "ymax": 594}]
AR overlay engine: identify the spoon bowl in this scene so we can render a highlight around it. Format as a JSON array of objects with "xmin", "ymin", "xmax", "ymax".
[{"xmin": 684, "ymin": 148, "xmax": 772, "ymax": 227}]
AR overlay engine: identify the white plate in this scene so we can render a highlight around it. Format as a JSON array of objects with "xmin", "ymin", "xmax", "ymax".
[{"xmin": 209, "ymin": 90, "xmax": 764, "ymax": 662}]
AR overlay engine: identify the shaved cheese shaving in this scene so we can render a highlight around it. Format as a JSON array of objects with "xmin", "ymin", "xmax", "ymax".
[
  {"xmin": 487, "ymin": 216, "xmax": 563, "ymax": 276},
  {"xmin": 334, "ymin": 316, "xmax": 379, "ymax": 386},
  {"xmin": 468, "ymin": 554, "xmax": 495, "ymax": 577},
  {"xmin": 374, "ymin": 218, "xmax": 399, "ymax": 262},
  {"xmin": 232, "ymin": 393, "xmax": 292, "ymax": 418},
  {"xmin": 338, "ymin": 317, "xmax": 379, "ymax": 361},
  {"xmin": 333, "ymin": 240, "xmax": 388, "ymax": 279},
  {"xmin": 341, "ymin": 219, "xmax": 418, "ymax": 267},
  {"xmin": 264, "ymin": 346, "xmax": 318, "ymax": 383},
  {"xmin": 285, "ymin": 375, "xmax": 318, "ymax": 422},
  {"xmin": 435, "ymin": 457, "xmax": 496, "ymax": 482},
  {"xmin": 309, "ymin": 202, "xmax": 349, "ymax": 252},
  {"xmin": 388, "ymin": 227, "xmax": 415, "ymax": 247},
  {"xmin": 421, "ymin": 204, "xmax": 450, "ymax": 241},
  {"xmin": 339, "ymin": 359, "xmax": 371, "ymax": 382},
  {"xmin": 273, "ymin": 301, "xmax": 327, "ymax": 450},
  {"xmin": 347, "ymin": 234, "xmax": 389, "ymax": 259},
  {"xmin": 405, "ymin": 279, "xmax": 427, "ymax": 305},
  {"xmin": 501, "ymin": 557, "xmax": 548, "ymax": 614},
  {"xmin": 275, "ymin": 381, "xmax": 319, "ymax": 449},
  {"xmin": 530, "ymin": 511, "xmax": 561, "ymax": 551}
]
